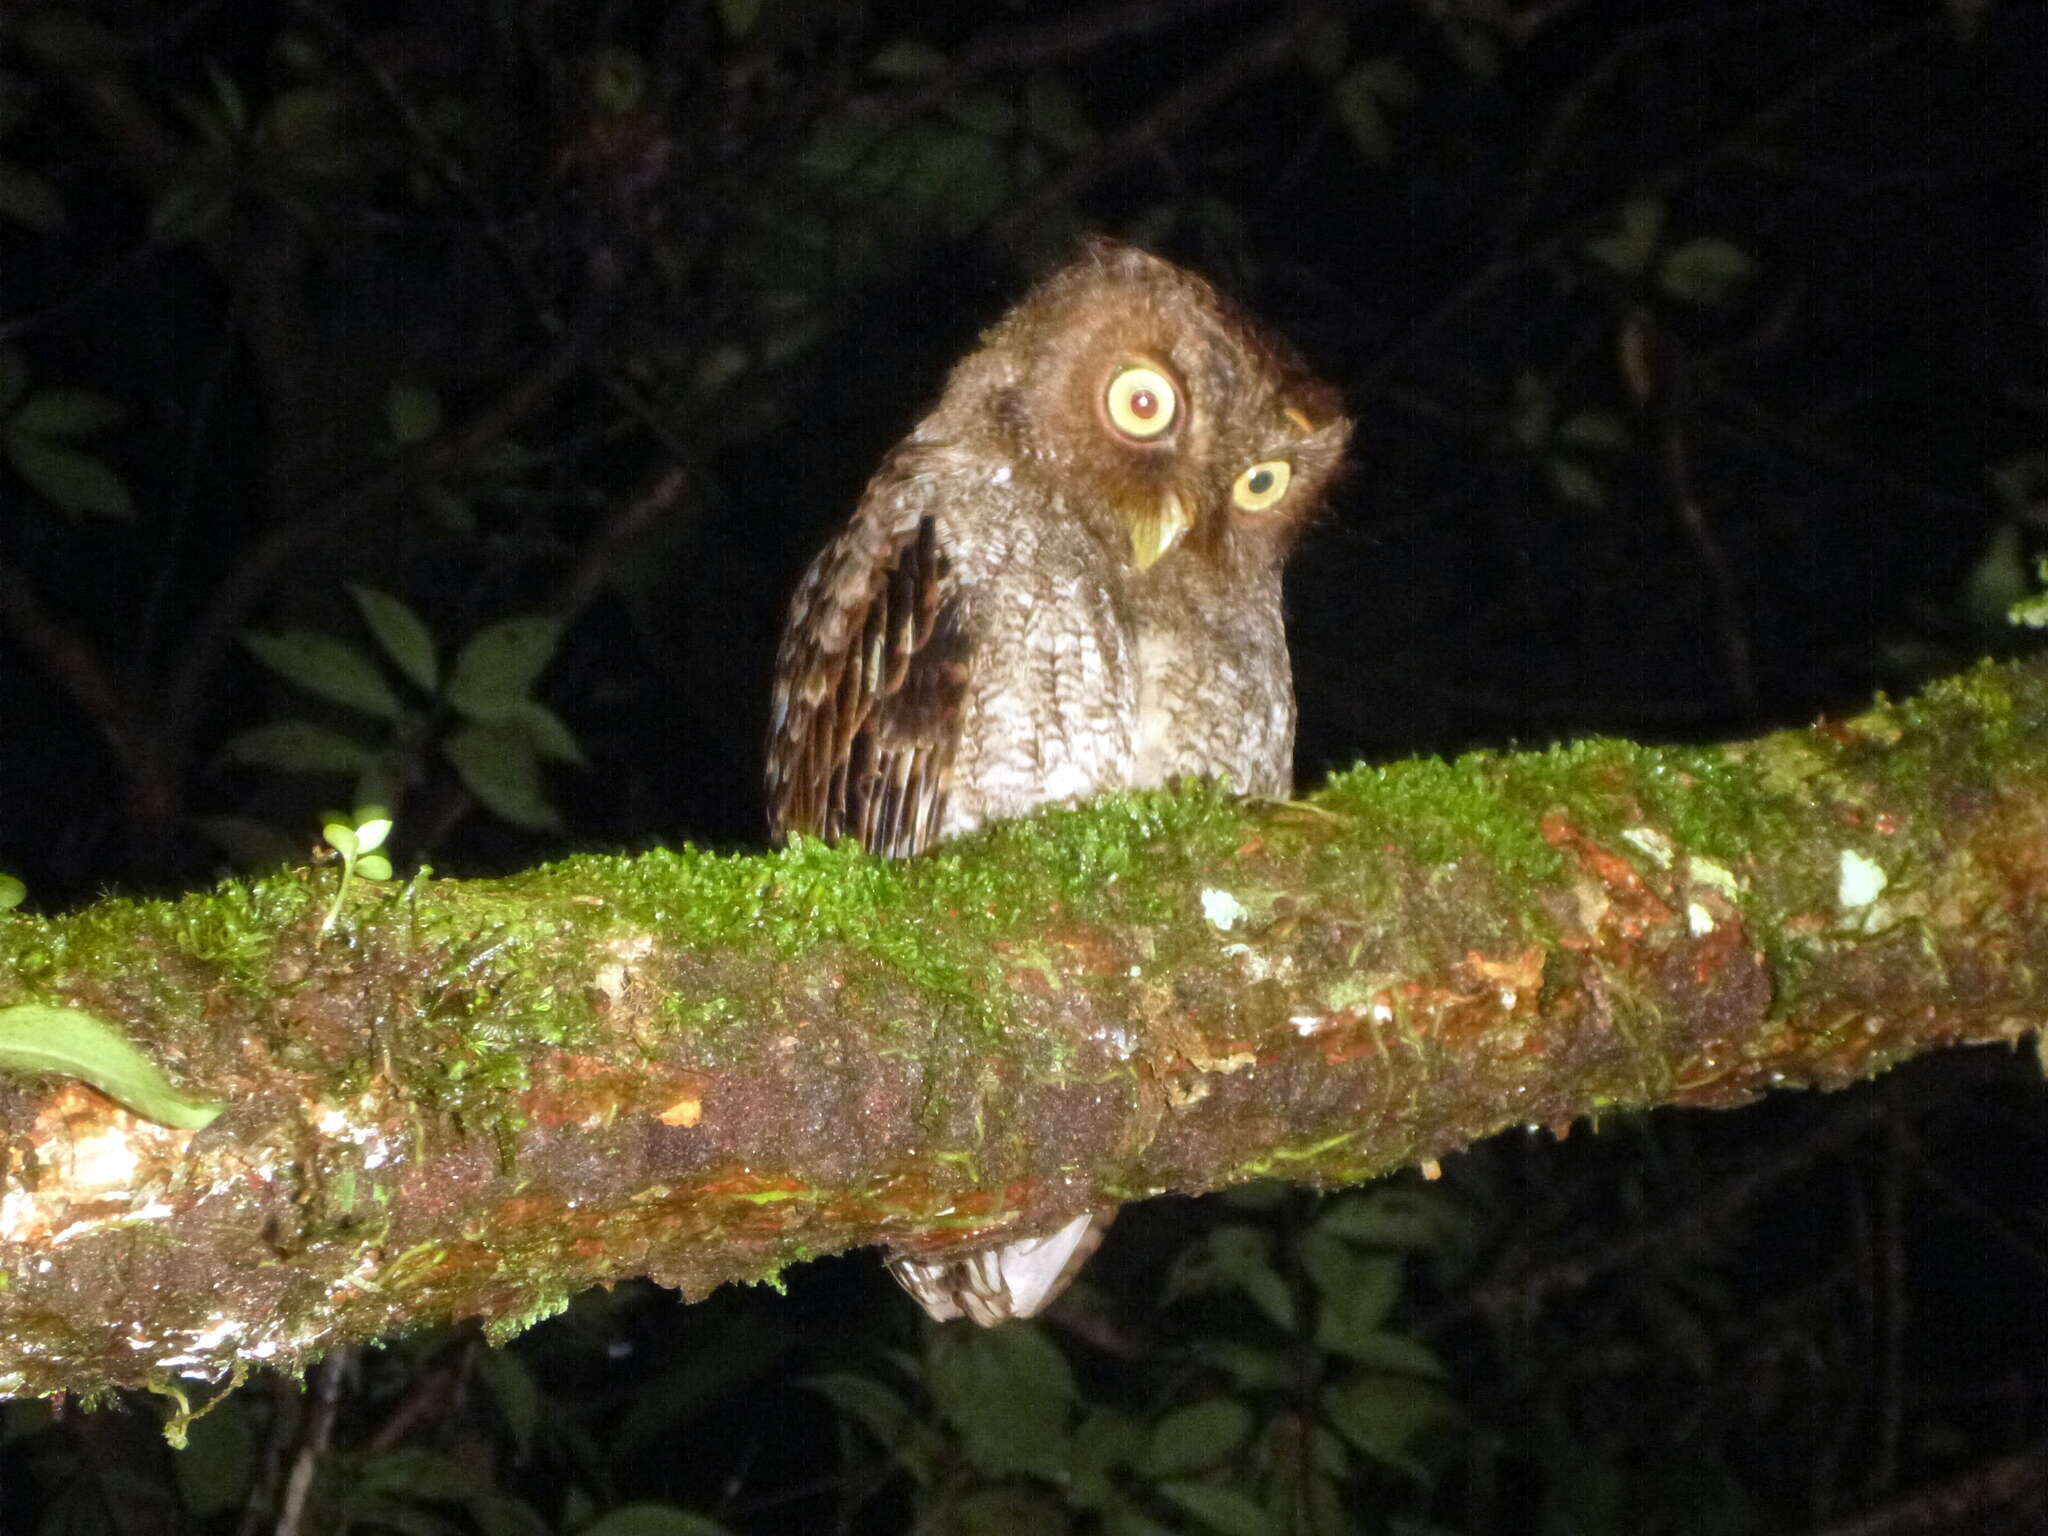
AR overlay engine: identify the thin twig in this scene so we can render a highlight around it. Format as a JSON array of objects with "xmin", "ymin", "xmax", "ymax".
[
  {"xmin": 275, "ymin": 1346, "xmax": 352, "ymax": 1536},
  {"xmin": 989, "ymin": 5, "xmax": 1326, "ymax": 251}
]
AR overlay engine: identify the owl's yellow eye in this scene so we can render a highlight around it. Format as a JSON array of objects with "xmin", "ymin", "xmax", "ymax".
[
  {"xmin": 1232, "ymin": 459, "xmax": 1292, "ymax": 512},
  {"xmin": 1103, "ymin": 364, "xmax": 1177, "ymax": 441}
]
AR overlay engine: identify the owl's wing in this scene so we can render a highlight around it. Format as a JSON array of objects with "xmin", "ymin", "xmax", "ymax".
[{"xmin": 766, "ymin": 461, "xmax": 969, "ymax": 859}]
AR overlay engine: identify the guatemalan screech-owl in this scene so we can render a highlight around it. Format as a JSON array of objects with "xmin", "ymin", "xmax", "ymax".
[{"xmin": 766, "ymin": 240, "xmax": 1350, "ymax": 1324}]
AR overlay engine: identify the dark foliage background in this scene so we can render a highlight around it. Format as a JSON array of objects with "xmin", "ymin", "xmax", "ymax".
[{"xmin": 1, "ymin": 1, "xmax": 2046, "ymax": 1532}]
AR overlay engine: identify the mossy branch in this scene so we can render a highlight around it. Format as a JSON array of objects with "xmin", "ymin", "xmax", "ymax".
[{"xmin": 2, "ymin": 660, "xmax": 2045, "ymax": 1400}]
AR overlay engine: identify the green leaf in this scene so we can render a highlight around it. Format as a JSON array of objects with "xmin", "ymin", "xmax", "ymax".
[
  {"xmin": 1024, "ymin": 73, "xmax": 1094, "ymax": 153},
  {"xmin": 1331, "ymin": 70, "xmax": 1390, "ymax": 164},
  {"xmin": 356, "ymin": 853, "xmax": 393, "ymax": 882},
  {"xmin": 324, "ymin": 821, "xmax": 359, "ymax": 857},
  {"xmin": 1295, "ymin": 14, "xmax": 1349, "ymax": 77},
  {"xmin": 870, "ymin": 40, "xmax": 948, "ymax": 80},
  {"xmin": 1988, "ymin": 452, "xmax": 2048, "ymax": 513},
  {"xmin": 0, "ymin": 1003, "xmax": 224, "ymax": 1129},
  {"xmin": 497, "ymin": 700, "xmax": 586, "ymax": 766},
  {"xmin": 263, "ymin": 86, "xmax": 353, "ymax": 172},
  {"xmin": 1323, "ymin": 1330, "xmax": 1447, "ymax": 1379},
  {"xmin": 18, "ymin": 12, "xmax": 122, "ymax": 66},
  {"xmin": 0, "ymin": 162, "xmax": 64, "ymax": 232},
  {"xmin": 346, "ymin": 584, "xmax": 440, "ymax": 695},
  {"xmin": 10, "ymin": 387, "xmax": 124, "ymax": 438},
  {"xmin": 929, "ymin": 1324, "xmax": 1076, "ymax": 1480},
  {"xmin": 1658, "ymin": 236, "xmax": 1755, "ymax": 306},
  {"xmin": 950, "ymin": 1487, "xmax": 1074, "ymax": 1536},
  {"xmin": 1070, "ymin": 1406, "xmax": 1144, "ymax": 1507},
  {"xmin": 442, "ymin": 723, "xmax": 564, "ymax": 832},
  {"xmin": 471, "ymin": 1348, "xmax": 542, "ymax": 1460},
  {"xmin": 715, "ymin": 0, "xmax": 763, "ymax": 40},
  {"xmin": 242, "ymin": 629, "xmax": 404, "ymax": 718},
  {"xmin": 217, "ymin": 720, "xmax": 374, "ymax": 775},
  {"xmin": 1546, "ymin": 455, "xmax": 1608, "ymax": 509},
  {"xmin": 0, "ymin": 875, "xmax": 24, "ymax": 911},
  {"xmin": 804, "ymin": 1372, "xmax": 942, "ymax": 1485},
  {"xmin": 577, "ymin": 1505, "xmax": 737, "ymax": 1536},
  {"xmin": 191, "ymin": 815, "xmax": 303, "ymax": 870},
  {"xmin": 151, "ymin": 175, "xmax": 231, "ymax": 243},
  {"xmin": 384, "ymin": 380, "xmax": 443, "ymax": 446},
  {"xmin": 4, "ymin": 430, "xmax": 133, "ymax": 517},
  {"xmin": 1354, "ymin": 57, "xmax": 1419, "ymax": 107},
  {"xmin": 1304, "ymin": 1234, "xmax": 1402, "ymax": 1354},
  {"xmin": 1446, "ymin": 23, "xmax": 1502, "ymax": 78},
  {"xmin": 203, "ymin": 58, "xmax": 250, "ymax": 135},
  {"xmin": 1557, "ymin": 409, "xmax": 1630, "ymax": 453},
  {"xmin": 1156, "ymin": 1481, "xmax": 1278, "ymax": 1536},
  {"xmin": 1316, "ymin": 1189, "xmax": 1453, "ymax": 1250},
  {"xmin": 1586, "ymin": 196, "xmax": 1666, "ymax": 278},
  {"xmin": 352, "ymin": 813, "xmax": 392, "ymax": 853},
  {"xmin": 1318, "ymin": 1373, "xmax": 1459, "ymax": 1478},
  {"xmin": 447, "ymin": 616, "xmax": 564, "ymax": 721},
  {"xmin": 1103, "ymin": 1511, "xmax": 1180, "ymax": 1536},
  {"xmin": 1141, "ymin": 1398, "xmax": 1253, "ymax": 1477},
  {"xmin": 1506, "ymin": 372, "xmax": 1552, "ymax": 450},
  {"xmin": 1165, "ymin": 1225, "xmax": 1295, "ymax": 1330},
  {"xmin": 354, "ymin": 1450, "xmax": 487, "ymax": 1504},
  {"xmin": 584, "ymin": 47, "xmax": 648, "ymax": 115},
  {"xmin": 1193, "ymin": 1339, "xmax": 1293, "ymax": 1393},
  {"xmin": 1965, "ymin": 520, "xmax": 2030, "ymax": 629},
  {"xmin": 946, "ymin": 90, "xmax": 1016, "ymax": 137}
]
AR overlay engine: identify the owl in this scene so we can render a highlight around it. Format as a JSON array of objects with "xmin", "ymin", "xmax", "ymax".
[{"xmin": 766, "ymin": 240, "xmax": 1349, "ymax": 1324}]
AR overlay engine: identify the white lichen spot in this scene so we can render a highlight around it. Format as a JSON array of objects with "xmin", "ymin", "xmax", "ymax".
[
  {"xmin": 1689, "ymin": 856, "xmax": 1741, "ymax": 898},
  {"xmin": 1041, "ymin": 762, "xmax": 1091, "ymax": 800},
  {"xmin": 1688, "ymin": 902, "xmax": 1716, "ymax": 936},
  {"xmin": 1838, "ymin": 848, "xmax": 1888, "ymax": 908},
  {"xmin": 1290, "ymin": 1014, "xmax": 1325, "ymax": 1036},
  {"xmin": 989, "ymin": 464, "xmax": 1012, "ymax": 485},
  {"xmin": 1621, "ymin": 826, "xmax": 1675, "ymax": 868},
  {"xmin": 1371, "ymin": 999, "xmax": 1395, "ymax": 1025},
  {"xmin": 1201, "ymin": 888, "xmax": 1249, "ymax": 931}
]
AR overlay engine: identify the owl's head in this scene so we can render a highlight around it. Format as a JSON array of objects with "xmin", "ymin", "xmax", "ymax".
[{"xmin": 960, "ymin": 239, "xmax": 1349, "ymax": 574}]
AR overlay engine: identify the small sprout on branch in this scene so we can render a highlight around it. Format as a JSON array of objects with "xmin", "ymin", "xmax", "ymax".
[{"xmin": 320, "ymin": 806, "xmax": 395, "ymax": 935}]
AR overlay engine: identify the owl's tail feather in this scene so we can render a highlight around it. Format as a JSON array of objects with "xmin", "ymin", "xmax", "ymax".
[{"xmin": 888, "ymin": 1209, "xmax": 1112, "ymax": 1326}]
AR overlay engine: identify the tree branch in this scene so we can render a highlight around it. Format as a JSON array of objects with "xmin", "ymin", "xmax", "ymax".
[{"xmin": 1, "ymin": 659, "xmax": 2045, "ymax": 1399}]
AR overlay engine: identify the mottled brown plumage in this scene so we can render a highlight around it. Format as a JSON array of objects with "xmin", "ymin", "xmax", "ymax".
[{"xmin": 767, "ymin": 240, "xmax": 1349, "ymax": 1323}]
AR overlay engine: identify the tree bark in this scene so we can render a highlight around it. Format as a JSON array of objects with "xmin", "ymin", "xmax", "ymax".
[{"xmin": 2, "ymin": 659, "xmax": 2044, "ymax": 1401}]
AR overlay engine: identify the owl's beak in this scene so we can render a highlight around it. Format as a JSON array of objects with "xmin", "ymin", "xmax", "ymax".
[{"xmin": 1128, "ymin": 490, "xmax": 1191, "ymax": 571}]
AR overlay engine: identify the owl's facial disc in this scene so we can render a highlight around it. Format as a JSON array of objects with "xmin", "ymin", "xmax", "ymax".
[{"xmin": 1128, "ymin": 488, "xmax": 1191, "ymax": 571}]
